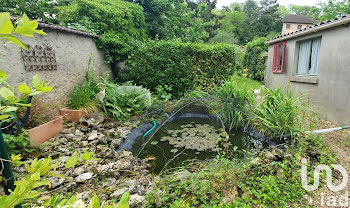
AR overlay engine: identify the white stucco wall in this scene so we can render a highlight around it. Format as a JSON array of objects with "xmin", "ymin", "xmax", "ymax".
[
  {"xmin": 0, "ymin": 29, "xmax": 110, "ymax": 104},
  {"xmin": 265, "ymin": 25, "xmax": 350, "ymax": 126}
]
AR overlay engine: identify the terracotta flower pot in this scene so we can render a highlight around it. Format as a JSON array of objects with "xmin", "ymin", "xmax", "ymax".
[
  {"xmin": 59, "ymin": 107, "xmax": 85, "ymax": 123},
  {"xmin": 27, "ymin": 117, "xmax": 63, "ymax": 144}
]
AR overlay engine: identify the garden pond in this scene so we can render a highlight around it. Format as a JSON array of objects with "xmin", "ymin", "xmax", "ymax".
[{"xmin": 131, "ymin": 116, "xmax": 268, "ymax": 173}]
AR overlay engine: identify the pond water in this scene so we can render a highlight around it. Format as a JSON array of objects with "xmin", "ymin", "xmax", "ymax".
[{"xmin": 132, "ymin": 117, "xmax": 268, "ymax": 173}]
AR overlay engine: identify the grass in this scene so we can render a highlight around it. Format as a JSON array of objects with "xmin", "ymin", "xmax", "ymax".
[{"xmin": 230, "ymin": 73, "xmax": 262, "ymax": 91}]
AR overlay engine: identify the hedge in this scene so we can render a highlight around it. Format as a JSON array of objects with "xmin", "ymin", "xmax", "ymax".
[
  {"xmin": 242, "ymin": 37, "xmax": 268, "ymax": 81},
  {"xmin": 120, "ymin": 40, "xmax": 237, "ymax": 97}
]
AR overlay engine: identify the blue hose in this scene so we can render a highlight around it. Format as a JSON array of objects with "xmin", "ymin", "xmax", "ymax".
[{"xmin": 143, "ymin": 121, "xmax": 157, "ymax": 140}]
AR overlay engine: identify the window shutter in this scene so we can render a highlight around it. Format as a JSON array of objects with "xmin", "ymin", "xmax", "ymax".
[
  {"xmin": 272, "ymin": 44, "xmax": 279, "ymax": 72},
  {"xmin": 272, "ymin": 42, "xmax": 286, "ymax": 73},
  {"xmin": 281, "ymin": 42, "xmax": 286, "ymax": 73}
]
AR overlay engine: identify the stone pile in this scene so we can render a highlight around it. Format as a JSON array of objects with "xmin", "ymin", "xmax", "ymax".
[{"xmin": 14, "ymin": 120, "xmax": 159, "ymax": 207}]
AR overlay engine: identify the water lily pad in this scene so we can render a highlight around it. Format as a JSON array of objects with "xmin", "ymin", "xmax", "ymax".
[
  {"xmin": 170, "ymin": 149, "xmax": 178, "ymax": 153},
  {"xmin": 151, "ymin": 141, "xmax": 158, "ymax": 145}
]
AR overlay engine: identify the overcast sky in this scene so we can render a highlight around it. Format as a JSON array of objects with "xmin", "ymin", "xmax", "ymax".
[{"xmin": 216, "ymin": 0, "xmax": 329, "ymax": 8}]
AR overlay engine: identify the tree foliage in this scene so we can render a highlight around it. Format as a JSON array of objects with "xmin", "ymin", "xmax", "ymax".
[
  {"xmin": 0, "ymin": 0, "xmax": 73, "ymax": 24},
  {"xmin": 57, "ymin": 0, "xmax": 147, "ymax": 75}
]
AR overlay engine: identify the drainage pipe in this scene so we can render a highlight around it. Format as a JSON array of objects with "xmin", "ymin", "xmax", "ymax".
[
  {"xmin": 276, "ymin": 126, "xmax": 350, "ymax": 139},
  {"xmin": 305, "ymin": 126, "xmax": 350, "ymax": 134}
]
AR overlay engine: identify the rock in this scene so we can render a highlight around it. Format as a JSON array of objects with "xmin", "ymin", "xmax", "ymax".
[
  {"xmin": 73, "ymin": 166, "xmax": 85, "ymax": 176},
  {"xmin": 64, "ymin": 133, "xmax": 75, "ymax": 139},
  {"xmin": 88, "ymin": 130, "xmax": 98, "ymax": 141},
  {"xmin": 75, "ymin": 129, "xmax": 84, "ymax": 136},
  {"xmin": 265, "ymin": 151, "xmax": 276, "ymax": 161},
  {"xmin": 115, "ymin": 159, "xmax": 131, "ymax": 170},
  {"xmin": 59, "ymin": 156, "xmax": 70, "ymax": 163},
  {"xmin": 48, "ymin": 177, "xmax": 65, "ymax": 188},
  {"xmin": 129, "ymin": 194, "xmax": 146, "ymax": 207},
  {"xmin": 120, "ymin": 150, "xmax": 133, "ymax": 158},
  {"xmin": 76, "ymin": 172, "xmax": 93, "ymax": 182},
  {"xmin": 110, "ymin": 139, "xmax": 123, "ymax": 149},
  {"xmin": 62, "ymin": 128, "xmax": 74, "ymax": 134},
  {"xmin": 82, "ymin": 141, "xmax": 89, "ymax": 146},
  {"xmin": 110, "ymin": 187, "xmax": 129, "ymax": 198},
  {"xmin": 77, "ymin": 191, "xmax": 91, "ymax": 201},
  {"xmin": 72, "ymin": 136, "xmax": 83, "ymax": 142}
]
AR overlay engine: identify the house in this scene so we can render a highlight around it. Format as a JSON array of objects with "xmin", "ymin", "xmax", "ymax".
[
  {"xmin": 264, "ymin": 15, "xmax": 350, "ymax": 125},
  {"xmin": 281, "ymin": 14, "xmax": 318, "ymax": 35}
]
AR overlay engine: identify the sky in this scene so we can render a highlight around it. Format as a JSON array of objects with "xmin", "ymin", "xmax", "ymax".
[{"xmin": 216, "ymin": 0, "xmax": 329, "ymax": 9}]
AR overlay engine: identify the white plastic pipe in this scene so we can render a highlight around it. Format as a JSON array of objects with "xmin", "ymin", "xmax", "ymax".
[{"xmin": 305, "ymin": 126, "xmax": 350, "ymax": 134}]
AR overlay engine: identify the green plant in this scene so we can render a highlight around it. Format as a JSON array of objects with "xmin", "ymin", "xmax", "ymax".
[
  {"xmin": 184, "ymin": 88, "xmax": 209, "ymax": 98},
  {"xmin": 101, "ymin": 79, "xmax": 151, "ymax": 121},
  {"xmin": 242, "ymin": 37, "xmax": 268, "ymax": 81},
  {"xmin": 68, "ymin": 67, "xmax": 100, "ymax": 110},
  {"xmin": 252, "ymin": 87, "xmax": 305, "ymax": 140},
  {"xmin": 57, "ymin": 0, "xmax": 147, "ymax": 76},
  {"xmin": 155, "ymin": 85, "xmax": 172, "ymax": 101},
  {"xmin": 2, "ymin": 132, "xmax": 34, "ymax": 156},
  {"xmin": 122, "ymin": 39, "xmax": 237, "ymax": 97},
  {"xmin": 0, "ymin": 155, "xmax": 129, "ymax": 208},
  {"xmin": 216, "ymin": 75, "xmax": 255, "ymax": 130}
]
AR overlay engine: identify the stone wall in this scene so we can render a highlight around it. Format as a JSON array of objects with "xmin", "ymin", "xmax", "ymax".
[
  {"xmin": 265, "ymin": 25, "xmax": 350, "ymax": 126},
  {"xmin": 0, "ymin": 29, "xmax": 110, "ymax": 104},
  {"xmin": 282, "ymin": 23, "xmax": 313, "ymax": 35}
]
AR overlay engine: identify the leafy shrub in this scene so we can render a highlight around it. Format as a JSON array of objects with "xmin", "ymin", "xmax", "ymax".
[
  {"xmin": 3, "ymin": 132, "xmax": 34, "ymax": 156},
  {"xmin": 242, "ymin": 37, "xmax": 268, "ymax": 81},
  {"xmin": 155, "ymin": 85, "xmax": 172, "ymax": 101},
  {"xmin": 216, "ymin": 75, "xmax": 255, "ymax": 130},
  {"xmin": 121, "ymin": 40, "xmax": 237, "ymax": 97},
  {"xmin": 57, "ymin": 0, "xmax": 147, "ymax": 75},
  {"xmin": 68, "ymin": 69, "xmax": 100, "ymax": 110},
  {"xmin": 101, "ymin": 80, "xmax": 151, "ymax": 121},
  {"xmin": 252, "ymin": 87, "xmax": 305, "ymax": 139}
]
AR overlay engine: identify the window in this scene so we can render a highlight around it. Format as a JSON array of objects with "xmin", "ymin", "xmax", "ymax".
[
  {"xmin": 286, "ymin": 24, "xmax": 291, "ymax": 29},
  {"xmin": 297, "ymin": 25, "xmax": 302, "ymax": 30},
  {"xmin": 272, "ymin": 42, "xmax": 286, "ymax": 73},
  {"xmin": 296, "ymin": 38, "xmax": 321, "ymax": 76}
]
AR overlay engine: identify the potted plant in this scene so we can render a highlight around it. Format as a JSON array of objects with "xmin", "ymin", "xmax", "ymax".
[{"xmin": 61, "ymin": 66, "xmax": 103, "ymax": 123}]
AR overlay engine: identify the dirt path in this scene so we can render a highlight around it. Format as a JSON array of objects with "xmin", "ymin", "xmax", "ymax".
[{"xmin": 308, "ymin": 119, "xmax": 350, "ymax": 207}]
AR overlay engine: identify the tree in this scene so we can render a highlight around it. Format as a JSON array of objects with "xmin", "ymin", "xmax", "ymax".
[
  {"xmin": 319, "ymin": 0, "xmax": 350, "ymax": 21},
  {"xmin": 289, "ymin": 4, "xmax": 321, "ymax": 20},
  {"xmin": 0, "ymin": 0, "xmax": 73, "ymax": 24},
  {"xmin": 219, "ymin": 9, "xmax": 247, "ymax": 43}
]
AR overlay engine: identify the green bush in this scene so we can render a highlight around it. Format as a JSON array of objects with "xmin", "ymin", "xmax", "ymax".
[
  {"xmin": 101, "ymin": 80, "xmax": 151, "ymax": 121},
  {"xmin": 216, "ymin": 75, "xmax": 255, "ymax": 130},
  {"xmin": 252, "ymin": 87, "xmax": 305, "ymax": 139},
  {"xmin": 121, "ymin": 40, "xmax": 237, "ymax": 98},
  {"xmin": 242, "ymin": 37, "xmax": 268, "ymax": 81},
  {"xmin": 57, "ymin": 0, "xmax": 147, "ymax": 75}
]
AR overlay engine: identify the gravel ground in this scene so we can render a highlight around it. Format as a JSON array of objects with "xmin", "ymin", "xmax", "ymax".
[{"xmin": 306, "ymin": 119, "xmax": 350, "ymax": 208}]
